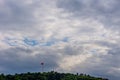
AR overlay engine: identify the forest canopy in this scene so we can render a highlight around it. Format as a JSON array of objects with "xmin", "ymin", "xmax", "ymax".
[{"xmin": 0, "ymin": 71, "xmax": 108, "ymax": 80}]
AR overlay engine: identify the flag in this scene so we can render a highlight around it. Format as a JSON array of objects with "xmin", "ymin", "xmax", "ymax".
[{"xmin": 41, "ymin": 62, "xmax": 44, "ymax": 65}]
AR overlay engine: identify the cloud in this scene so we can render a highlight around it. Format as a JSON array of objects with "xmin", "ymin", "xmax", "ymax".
[
  {"xmin": 57, "ymin": 0, "xmax": 120, "ymax": 31},
  {"xmin": 0, "ymin": 0, "xmax": 120, "ymax": 80},
  {"xmin": 0, "ymin": 47, "xmax": 59, "ymax": 73}
]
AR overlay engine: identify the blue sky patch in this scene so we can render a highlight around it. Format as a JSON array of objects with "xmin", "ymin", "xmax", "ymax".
[
  {"xmin": 62, "ymin": 37, "xmax": 69, "ymax": 42},
  {"xmin": 23, "ymin": 38, "xmax": 39, "ymax": 46}
]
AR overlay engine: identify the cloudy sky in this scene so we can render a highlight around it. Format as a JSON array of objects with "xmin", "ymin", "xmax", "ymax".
[{"xmin": 0, "ymin": 0, "xmax": 120, "ymax": 79}]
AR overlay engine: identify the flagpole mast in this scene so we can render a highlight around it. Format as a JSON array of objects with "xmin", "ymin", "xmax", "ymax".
[{"xmin": 41, "ymin": 62, "xmax": 44, "ymax": 72}]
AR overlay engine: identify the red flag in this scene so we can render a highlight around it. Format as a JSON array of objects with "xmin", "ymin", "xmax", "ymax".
[{"xmin": 41, "ymin": 62, "xmax": 44, "ymax": 65}]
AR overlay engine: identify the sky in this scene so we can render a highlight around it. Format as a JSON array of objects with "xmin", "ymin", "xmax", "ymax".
[{"xmin": 0, "ymin": 0, "xmax": 120, "ymax": 80}]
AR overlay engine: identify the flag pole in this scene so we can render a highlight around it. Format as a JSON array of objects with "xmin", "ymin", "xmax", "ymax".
[{"xmin": 41, "ymin": 62, "xmax": 44, "ymax": 72}]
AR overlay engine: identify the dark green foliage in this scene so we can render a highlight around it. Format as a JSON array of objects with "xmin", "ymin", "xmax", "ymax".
[{"xmin": 0, "ymin": 71, "xmax": 108, "ymax": 80}]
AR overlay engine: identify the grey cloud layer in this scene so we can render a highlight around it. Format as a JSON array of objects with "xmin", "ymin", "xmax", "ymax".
[
  {"xmin": 0, "ymin": 0, "xmax": 37, "ymax": 31},
  {"xmin": 0, "ymin": 0, "xmax": 120, "ymax": 80},
  {"xmin": 57, "ymin": 0, "xmax": 120, "ymax": 31},
  {"xmin": 0, "ymin": 47, "xmax": 59, "ymax": 73}
]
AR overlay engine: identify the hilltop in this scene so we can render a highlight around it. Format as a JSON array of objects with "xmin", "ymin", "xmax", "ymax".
[{"xmin": 0, "ymin": 71, "xmax": 108, "ymax": 80}]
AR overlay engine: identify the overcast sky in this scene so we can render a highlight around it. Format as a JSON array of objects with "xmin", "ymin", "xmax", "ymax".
[{"xmin": 0, "ymin": 0, "xmax": 120, "ymax": 80}]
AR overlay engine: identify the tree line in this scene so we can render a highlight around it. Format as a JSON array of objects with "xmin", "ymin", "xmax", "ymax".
[{"xmin": 0, "ymin": 71, "xmax": 108, "ymax": 80}]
